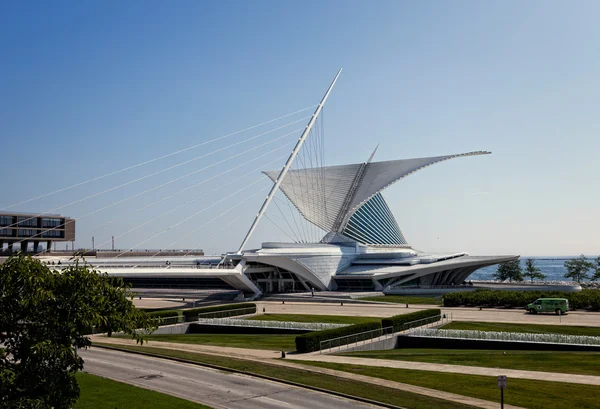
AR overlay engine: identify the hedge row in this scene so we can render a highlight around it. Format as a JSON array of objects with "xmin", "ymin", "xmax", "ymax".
[
  {"xmin": 443, "ymin": 289, "xmax": 600, "ymax": 311},
  {"xmin": 146, "ymin": 309, "xmax": 181, "ymax": 319},
  {"xmin": 382, "ymin": 309, "xmax": 441, "ymax": 332},
  {"xmin": 295, "ymin": 309, "xmax": 443, "ymax": 353},
  {"xmin": 182, "ymin": 303, "xmax": 256, "ymax": 320},
  {"xmin": 295, "ymin": 321, "xmax": 383, "ymax": 353}
]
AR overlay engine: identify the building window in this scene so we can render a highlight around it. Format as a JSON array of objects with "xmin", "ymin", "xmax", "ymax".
[
  {"xmin": 42, "ymin": 230, "xmax": 62, "ymax": 238},
  {"xmin": 42, "ymin": 218, "xmax": 62, "ymax": 228},
  {"xmin": 0, "ymin": 216, "xmax": 13, "ymax": 226},
  {"xmin": 17, "ymin": 229, "xmax": 39, "ymax": 237},
  {"xmin": 0, "ymin": 229, "xmax": 11, "ymax": 237},
  {"xmin": 17, "ymin": 217, "xmax": 38, "ymax": 227}
]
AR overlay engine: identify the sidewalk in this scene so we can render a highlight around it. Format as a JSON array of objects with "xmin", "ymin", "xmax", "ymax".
[{"xmin": 92, "ymin": 335, "xmax": 524, "ymax": 409}]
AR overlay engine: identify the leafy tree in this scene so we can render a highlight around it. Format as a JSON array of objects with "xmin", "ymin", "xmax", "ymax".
[
  {"xmin": 563, "ymin": 254, "xmax": 594, "ymax": 283},
  {"xmin": 493, "ymin": 259, "xmax": 523, "ymax": 282},
  {"xmin": 593, "ymin": 256, "xmax": 600, "ymax": 281},
  {"xmin": 0, "ymin": 254, "xmax": 156, "ymax": 409},
  {"xmin": 523, "ymin": 258, "xmax": 546, "ymax": 283}
]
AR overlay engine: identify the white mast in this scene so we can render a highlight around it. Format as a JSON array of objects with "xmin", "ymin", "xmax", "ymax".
[{"xmin": 237, "ymin": 68, "xmax": 342, "ymax": 253}]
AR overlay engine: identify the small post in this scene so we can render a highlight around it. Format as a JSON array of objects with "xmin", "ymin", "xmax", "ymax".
[{"xmin": 497, "ymin": 375, "xmax": 507, "ymax": 409}]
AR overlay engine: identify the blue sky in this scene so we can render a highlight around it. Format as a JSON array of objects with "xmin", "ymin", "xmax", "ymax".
[{"xmin": 1, "ymin": 1, "xmax": 598, "ymax": 256}]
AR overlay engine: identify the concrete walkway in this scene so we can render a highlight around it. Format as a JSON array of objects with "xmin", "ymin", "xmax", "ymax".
[
  {"xmin": 92, "ymin": 336, "xmax": 524, "ymax": 409},
  {"xmin": 256, "ymin": 301, "xmax": 600, "ymax": 327}
]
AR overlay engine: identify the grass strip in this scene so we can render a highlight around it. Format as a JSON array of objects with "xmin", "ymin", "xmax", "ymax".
[
  {"xmin": 247, "ymin": 313, "xmax": 381, "ymax": 325},
  {"xmin": 341, "ymin": 348, "xmax": 600, "ymax": 376},
  {"xmin": 360, "ymin": 295, "xmax": 441, "ymax": 305},
  {"xmin": 116, "ymin": 333, "xmax": 297, "ymax": 351},
  {"xmin": 75, "ymin": 372, "xmax": 210, "ymax": 409},
  {"xmin": 302, "ymin": 360, "xmax": 600, "ymax": 409},
  {"xmin": 92, "ymin": 342, "xmax": 477, "ymax": 409},
  {"xmin": 442, "ymin": 321, "xmax": 600, "ymax": 337}
]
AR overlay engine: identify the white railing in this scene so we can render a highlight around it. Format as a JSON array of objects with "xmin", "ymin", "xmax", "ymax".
[
  {"xmin": 195, "ymin": 307, "xmax": 256, "ymax": 320},
  {"xmin": 401, "ymin": 314, "xmax": 449, "ymax": 331},
  {"xmin": 408, "ymin": 328, "xmax": 600, "ymax": 347},
  {"xmin": 197, "ymin": 317, "xmax": 348, "ymax": 331},
  {"xmin": 319, "ymin": 326, "xmax": 394, "ymax": 354}
]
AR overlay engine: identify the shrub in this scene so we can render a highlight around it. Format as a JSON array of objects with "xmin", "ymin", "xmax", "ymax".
[
  {"xmin": 295, "ymin": 321, "xmax": 383, "ymax": 353},
  {"xmin": 381, "ymin": 309, "xmax": 441, "ymax": 332},
  {"xmin": 182, "ymin": 303, "xmax": 256, "ymax": 320},
  {"xmin": 146, "ymin": 309, "xmax": 181, "ymax": 319},
  {"xmin": 442, "ymin": 289, "xmax": 600, "ymax": 311}
]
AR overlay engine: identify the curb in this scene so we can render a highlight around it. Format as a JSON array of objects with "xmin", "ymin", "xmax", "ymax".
[{"xmin": 94, "ymin": 343, "xmax": 405, "ymax": 409}]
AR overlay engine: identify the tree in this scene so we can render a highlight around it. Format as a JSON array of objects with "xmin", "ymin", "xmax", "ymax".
[
  {"xmin": 523, "ymin": 258, "xmax": 546, "ymax": 283},
  {"xmin": 493, "ymin": 259, "xmax": 523, "ymax": 282},
  {"xmin": 0, "ymin": 254, "xmax": 156, "ymax": 409},
  {"xmin": 593, "ymin": 255, "xmax": 600, "ymax": 281},
  {"xmin": 563, "ymin": 254, "xmax": 594, "ymax": 283}
]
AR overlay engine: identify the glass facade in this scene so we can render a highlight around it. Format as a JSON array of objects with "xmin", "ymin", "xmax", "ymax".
[
  {"xmin": 41, "ymin": 218, "xmax": 63, "ymax": 228},
  {"xmin": 0, "ymin": 229, "xmax": 12, "ymax": 237},
  {"xmin": 342, "ymin": 193, "xmax": 408, "ymax": 246},
  {"xmin": 17, "ymin": 217, "xmax": 37, "ymax": 227},
  {"xmin": 0, "ymin": 216, "xmax": 13, "ymax": 226}
]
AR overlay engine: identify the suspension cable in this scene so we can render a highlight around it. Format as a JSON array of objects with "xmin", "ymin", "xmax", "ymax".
[
  {"xmin": 3, "ymin": 118, "xmax": 307, "ymax": 230},
  {"xmin": 0, "ymin": 105, "xmax": 317, "ymax": 211}
]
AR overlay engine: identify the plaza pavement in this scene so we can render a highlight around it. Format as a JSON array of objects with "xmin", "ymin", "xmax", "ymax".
[{"xmin": 256, "ymin": 301, "xmax": 600, "ymax": 327}]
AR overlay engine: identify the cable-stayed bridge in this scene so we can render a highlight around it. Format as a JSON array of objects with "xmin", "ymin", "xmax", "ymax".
[{"xmin": 1, "ymin": 70, "xmax": 520, "ymax": 298}]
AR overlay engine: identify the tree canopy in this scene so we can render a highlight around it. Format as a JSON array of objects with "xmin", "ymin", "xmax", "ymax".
[
  {"xmin": 563, "ymin": 254, "xmax": 594, "ymax": 283},
  {"xmin": 593, "ymin": 256, "xmax": 600, "ymax": 281},
  {"xmin": 523, "ymin": 258, "xmax": 546, "ymax": 283},
  {"xmin": 493, "ymin": 259, "xmax": 523, "ymax": 282},
  {"xmin": 0, "ymin": 254, "xmax": 156, "ymax": 409}
]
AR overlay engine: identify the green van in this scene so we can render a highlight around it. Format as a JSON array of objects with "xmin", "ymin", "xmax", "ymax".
[{"xmin": 527, "ymin": 298, "xmax": 569, "ymax": 315}]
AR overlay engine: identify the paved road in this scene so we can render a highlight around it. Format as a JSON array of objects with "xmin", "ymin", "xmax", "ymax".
[
  {"xmin": 256, "ymin": 301, "xmax": 600, "ymax": 327},
  {"xmin": 80, "ymin": 347, "xmax": 380, "ymax": 409}
]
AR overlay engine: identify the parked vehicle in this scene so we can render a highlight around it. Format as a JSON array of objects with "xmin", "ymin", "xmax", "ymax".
[{"xmin": 527, "ymin": 298, "xmax": 569, "ymax": 315}]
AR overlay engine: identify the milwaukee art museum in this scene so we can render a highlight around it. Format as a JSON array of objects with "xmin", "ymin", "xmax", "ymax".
[
  {"xmin": 88, "ymin": 71, "xmax": 517, "ymax": 297},
  {"xmin": 96, "ymin": 150, "xmax": 517, "ymax": 298}
]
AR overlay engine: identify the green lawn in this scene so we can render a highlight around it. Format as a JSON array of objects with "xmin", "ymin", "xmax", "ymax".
[
  {"xmin": 93, "ymin": 343, "xmax": 477, "ymax": 409},
  {"xmin": 75, "ymin": 372, "xmax": 210, "ymax": 409},
  {"xmin": 247, "ymin": 313, "xmax": 380, "ymax": 325},
  {"xmin": 442, "ymin": 321, "xmax": 600, "ymax": 336},
  {"xmin": 341, "ymin": 348, "xmax": 600, "ymax": 376},
  {"xmin": 360, "ymin": 295, "xmax": 441, "ymax": 305},
  {"xmin": 303, "ymin": 360, "xmax": 600, "ymax": 409},
  {"xmin": 137, "ymin": 333, "xmax": 297, "ymax": 351}
]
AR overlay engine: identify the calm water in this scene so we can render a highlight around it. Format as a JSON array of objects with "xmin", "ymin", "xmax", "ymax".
[{"xmin": 471, "ymin": 257, "xmax": 599, "ymax": 282}]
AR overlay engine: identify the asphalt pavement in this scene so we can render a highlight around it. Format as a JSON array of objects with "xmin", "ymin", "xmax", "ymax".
[{"xmin": 80, "ymin": 347, "xmax": 381, "ymax": 409}]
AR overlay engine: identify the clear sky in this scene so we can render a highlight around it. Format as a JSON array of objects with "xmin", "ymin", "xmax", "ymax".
[{"xmin": 1, "ymin": 1, "xmax": 598, "ymax": 256}]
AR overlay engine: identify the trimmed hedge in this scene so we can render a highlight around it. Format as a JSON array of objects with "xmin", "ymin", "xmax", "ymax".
[
  {"xmin": 382, "ymin": 309, "xmax": 441, "ymax": 332},
  {"xmin": 443, "ymin": 289, "xmax": 600, "ymax": 311},
  {"xmin": 295, "ymin": 322, "xmax": 383, "ymax": 353},
  {"xmin": 146, "ymin": 309, "xmax": 181, "ymax": 319},
  {"xmin": 182, "ymin": 303, "xmax": 256, "ymax": 320}
]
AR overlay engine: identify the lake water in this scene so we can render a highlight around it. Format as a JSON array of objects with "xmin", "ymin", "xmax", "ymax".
[{"xmin": 471, "ymin": 257, "xmax": 599, "ymax": 282}]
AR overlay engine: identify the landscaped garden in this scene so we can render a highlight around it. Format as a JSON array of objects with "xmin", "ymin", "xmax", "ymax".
[
  {"xmin": 341, "ymin": 348, "xmax": 600, "ymax": 376},
  {"xmin": 441, "ymin": 321, "xmax": 600, "ymax": 336}
]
